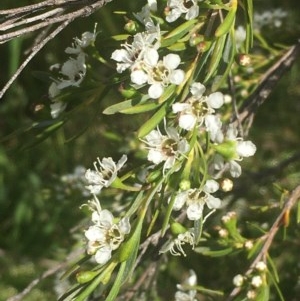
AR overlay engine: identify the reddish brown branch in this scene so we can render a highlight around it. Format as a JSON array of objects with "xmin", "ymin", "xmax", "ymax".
[{"xmin": 226, "ymin": 184, "xmax": 300, "ymax": 301}]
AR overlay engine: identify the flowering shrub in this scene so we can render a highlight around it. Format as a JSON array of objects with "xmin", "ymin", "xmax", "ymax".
[{"xmin": 2, "ymin": 0, "xmax": 300, "ymax": 301}]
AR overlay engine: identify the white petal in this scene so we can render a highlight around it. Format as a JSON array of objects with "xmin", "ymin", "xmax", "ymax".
[
  {"xmin": 131, "ymin": 69, "xmax": 148, "ymax": 85},
  {"xmin": 148, "ymin": 83, "xmax": 164, "ymax": 99},
  {"xmin": 206, "ymin": 195, "xmax": 222, "ymax": 209},
  {"xmin": 204, "ymin": 179, "xmax": 219, "ymax": 193},
  {"xmin": 99, "ymin": 210, "xmax": 114, "ymax": 228},
  {"xmin": 172, "ymin": 102, "xmax": 191, "ymax": 113},
  {"xmin": 207, "ymin": 92, "xmax": 224, "ymax": 109},
  {"xmin": 111, "ymin": 49, "xmax": 129, "ymax": 62},
  {"xmin": 205, "ymin": 115, "xmax": 223, "ymax": 143},
  {"xmin": 178, "ymin": 114, "xmax": 197, "ymax": 130},
  {"xmin": 148, "ymin": 149, "xmax": 165, "ymax": 164},
  {"xmin": 163, "ymin": 53, "xmax": 181, "ymax": 69},
  {"xmin": 173, "ymin": 191, "xmax": 189, "ymax": 211},
  {"xmin": 236, "ymin": 141, "xmax": 256, "ymax": 157},
  {"xmin": 144, "ymin": 48, "xmax": 159, "ymax": 66},
  {"xmin": 85, "ymin": 226, "xmax": 105, "ymax": 242},
  {"xmin": 186, "ymin": 6, "xmax": 199, "ymax": 20},
  {"xmin": 169, "ymin": 69, "xmax": 185, "ymax": 85},
  {"xmin": 94, "ymin": 246, "xmax": 112, "ymax": 265},
  {"xmin": 118, "ymin": 217, "xmax": 131, "ymax": 234},
  {"xmin": 190, "ymin": 82, "xmax": 206, "ymax": 97},
  {"xmin": 229, "ymin": 160, "xmax": 242, "ymax": 177},
  {"xmin": 187, "ymin": 203, "xmax": 203, "ymax": 221}
]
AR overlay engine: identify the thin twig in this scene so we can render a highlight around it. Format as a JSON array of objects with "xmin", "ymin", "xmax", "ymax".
[
  {"xmin": 0, "ymin": 0, "xmax": 110, "ymax": 100},
  {"xmin": 233, "ymin": 40, "xmax": 300, "ymax": 127},
  {"xmin": 6, "ymin": 248, "xmax": 84, "ymax": 301},
  {"xmin": 226, "ymin": 184, "xmax": 300, "ymax": 301},
  {"xmin": 0, "ymin": 20, "xmax": 71, "ymax": 100}
]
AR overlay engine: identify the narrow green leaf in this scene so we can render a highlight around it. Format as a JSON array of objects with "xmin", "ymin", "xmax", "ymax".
[
  {"xmin": 215, "ymin": 0, "xmax": 237, "ymax": 37},
  {"xmin": 105, "ymin": 262, "xmax": 127, "ymax": 301},
  {"xmin": 120, "ymin": 101, "xmax": 159, "ymax": 114},
  {"xmin": 161, "ymin": 19, "xmax": 197, "ymax": 48},
  {"xmin": 137, "ymin": 102, "xmax": 167, "ymax": 138},
  {"xmin": 204, "ymin": 35, "xmax": 227, "ymax": 83},
  {"xmin": 103, "ymin": 99, "xmax": 138, "ymax": 115},
  {"xmin": 194, "ymin": 246, "xmax": 234, "ymax": 257}
]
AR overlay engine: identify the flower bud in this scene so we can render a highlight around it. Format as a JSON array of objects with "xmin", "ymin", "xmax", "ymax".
[
  {"xmin": 124, "ymin": 19, "xmax": 138, "ymax": 34},
  {"xmin": 76, "ymin": 270, "xmax": 98, "ymax": 284},
  {"xmin": 119, "ymin": 84, "xmax": 137, "ymax": 98},
  {"xmin": 236, "ymin": 53, "xmax": 251, "ymax": 66},
  {"xmin": 189, "ymin": 34, "xmax": 204, "ymax": 47},
  {"xmin": 179, "ymin": 179, "xmax": 191, "ymax": 191},
  {"xmin": 214, "ymin": 140, "xmax": 238, "ymax": 160},
  {"xmin": 170, "ymin": 222, "xmax": 187, "ymax": 235}
]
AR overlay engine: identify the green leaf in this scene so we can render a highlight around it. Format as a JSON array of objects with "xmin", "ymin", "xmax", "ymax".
[
  {"xmin": 194, "ymin": 246, "xmax": 234, "ymax": 257},
  {"xmin": 215, "ymin": 0, "xmax": 237, "ymax": 37},
  {"xmin": 137, "ymin": 102, "xmax": 168, "ymax": 138},
  {"xmin": 161, "ymin": 19, "xmax": 197, "ymax": 48},
  {"xmin": 204, "ymin": 35, "xmax": 227, "ymax": 83},
  {"xmin": 105, "ymin": 262, "xmax": 127, "ymax": 301},
  {"xmin": 103, "ymin": 99, "xmax": 139, "ymax": 115},
  {"xmin": 120, "ymin": 101, "xmax": 160, "ymax": 114}
]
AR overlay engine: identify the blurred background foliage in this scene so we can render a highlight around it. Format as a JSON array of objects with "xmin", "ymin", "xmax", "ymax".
[{"xmin": 1, "ymin": 0, "xmax": 300, "ymax": 300}]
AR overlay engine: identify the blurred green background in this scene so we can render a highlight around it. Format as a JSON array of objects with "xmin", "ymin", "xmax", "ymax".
[{"xmin": 1, "ymin": 0, "xmax": 300, "ymax": 300}]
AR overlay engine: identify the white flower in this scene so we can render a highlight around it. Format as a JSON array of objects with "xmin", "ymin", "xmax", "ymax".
[
  {"xmin": 233, "ymin": 274, "xmax": 244, "ymax": 287},
  {"xmin": 172, "ymin": 180, "xmax": 221, "ymax": 221},
  {"xmin": 212, "ymin": 124, "xmax": 256, "ymax": 178},
  {"xmin": 166, "ymin": 0, "xmax": 200, "ymax": 23},
  {"xmin": 172, "ymin": 82, "xmax": 224, "ymax": 131},
  {"xmin": 65, "ymin": 30, "xmax": 96, "ymax": 54},
  {"xmin": 143, "ymin": 126, "xmax": 189, "ymax": 172},
  {"xmin": 111, "ymin": 30, "xmax": 160, "ymax": 73},
  {"xmin": 131, "ymin": 51, "xmax": 185, "ymax": 99},
  {"xmin": 160, "ymin": 230, "xmax": 195, "ymax": 256},
  {"xmin": 255, "ymin": 261, "xmax": 267, "ymax": 272},
  {"xmin": 85, "ymin": 155, "xmax": 127, "ymax": 194},
  {"xmin": 84, "ymin": 198, "xmax": 130, "ymax": 265},
  {"xmin": 251, "ymin": 275, "xmax": 263, "ymax": 288},
  {"xmin": 57, "ymin": 52, "xmax": 86, "ymax": 89}
]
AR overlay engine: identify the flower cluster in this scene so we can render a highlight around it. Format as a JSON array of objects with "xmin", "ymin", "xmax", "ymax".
[
  {"xmin": 48, "ymin": 30, "xmax": 96, "ymax": 118},
  {"xmin": 111, "ymin": 3, "xmax": 186, "ymax": 99},
  {"xmin": 84, "ymin": 197, "xmax": 130, "ymax": 265}
]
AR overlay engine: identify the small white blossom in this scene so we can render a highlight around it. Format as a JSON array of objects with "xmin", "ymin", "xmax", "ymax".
[
  {"xmin": 255, "ymin": 261, "xmax": 267, "ymax": 272},
  {"xmin": 212, "ymin": 124, "xmax": 256, "ymax": 177},
  {"xmin": 166, "ymin": 0, "xmax": 200, "ymax": 23},
  {"xmin": 172, "ymin": 180, "xmax": 221, "ymax": 221},
  {"xmin": 233, "ymin": 274, "xmax": 244, "ymax": 287},
  {"xmin": 143, "ymin": 126, "xmax": 189, "ymax": 172},
  {"xmin": 172, "ymin": 82, "xmax": 224, "ymax": 131},
  {"xmin": 111, "ymin": 29, "xmax": 160, "ymax": 73},
  {"xmin": 84, "ymin": 197, "xmax": 130, "ymax": 265},
  {"xmin": 160, "ymin": 230, "xmax": 195, "ymax": 256},
  {"xmin": 85, "ymin": 155, "xmax": 127, "ymax": 194},
  {"xmin": 251, "ymin": 275, "xmax": 263, "ymax": 288},
  {"xmin": 131, "ymin": 51, "xmax": 185, "ymax": 99}
]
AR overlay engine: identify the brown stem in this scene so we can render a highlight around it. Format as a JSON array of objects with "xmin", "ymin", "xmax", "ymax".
[{"xmin": 226, "ymin": 184, "xmax": 300, "ymax": 301}]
